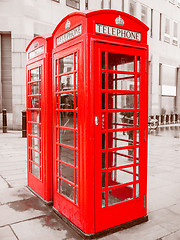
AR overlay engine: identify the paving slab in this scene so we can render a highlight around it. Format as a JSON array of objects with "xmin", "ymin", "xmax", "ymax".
[
  {"xmin": 149, "ymin": 208, "xmax": 180, "ymax": 233},
  {"xmin": 0, "ymin": 187, "xmax": 33, "ymax": 205},
  {"xmin": 112, "ymin": 219, "xmax": 170, "ymax": 240},
  {"xmin": 0, "ymin": 176, "xmax": 9, "ymax": 190},
  {"xmin": 11, "ymin": 214, "xmax": 82, "ymax": 240},
  {"xmin": 162, "ymin": 230, "xmax": 180, "ymax": 240},
  {"xmin": 0, "ymin": 197, "xmax": 48, "ymax": 227},
  {"xmin": 0, "ymin": 226, "xmax": 17, "ymax": 240}
]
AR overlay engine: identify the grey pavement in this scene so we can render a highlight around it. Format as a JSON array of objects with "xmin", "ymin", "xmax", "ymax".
[{"xmin": 0, "ymin": 127, "xmax": 180, "ymax": 240}]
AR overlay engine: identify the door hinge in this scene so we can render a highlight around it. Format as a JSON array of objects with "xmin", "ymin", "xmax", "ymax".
[{"xmin": 95, "ymin": 116, "xmax": 99, "ymax": 126}]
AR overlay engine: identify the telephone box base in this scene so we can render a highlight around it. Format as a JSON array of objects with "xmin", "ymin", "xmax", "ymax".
[
  {"xmin": 53, "ymin": 207, "xmax": 148, "ymax": 239},
  {"xmin": 27, "ymin": 186, "xmax": 53, "ymax": 206}
]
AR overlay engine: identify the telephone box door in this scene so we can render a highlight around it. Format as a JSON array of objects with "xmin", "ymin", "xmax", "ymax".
[
  {"xmin": 94, "ymin": 42, "xmax": 148, "ymax": 232},
  {"xmin": 53, "ymin": 43, "xmax": 81, "ymax": 226},
  {"xmin": 27, "ymin": 60, "xmax": 44, "ymax": 195}
]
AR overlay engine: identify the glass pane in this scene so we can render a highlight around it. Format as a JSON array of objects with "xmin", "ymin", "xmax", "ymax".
[
  {"xmin": 31, "ymin": 111, "xmax": 40, "ymax": 123},
  {"xmin": 136, "ymin": 148, "xmax": 139, "ymax": 163},
  {"xmin": 56, "ymin": 77, "xmax": 58, "ymax": 91},
  {"xmin": 60, "ymin": 93, "xmax": 74, "ymax": 109},
  {"xmin": 136, "ymin": 166, "xmax": 139, "ymax": 180},
  {"xmin": 60, "ymin": 146, "xmax": 74, "ymax": 165},
  {"xmin": 108, "ymin": 131, "xmax": 134, "ymax": 149},
  {"xmin": 108, "ymin": 112, "xmax": 134, "ymax": 129},
  {"xmin": 102, "ymin": 172, "xmax": 106, "ymax": 188},
  {"xmin": 56, "ymin": 128, "xmax": 59, "ymax": 142},
  {"xmin": 108, "ymin": 167, "xmax": 134, "ymax": 187},
  {"xmin": 56, "ymin": 112, "xmax": 59, "ymax": 125},
  {"xmin": 108, "ymin": 53, "xmax": 134, "ymax": 72},
  {"xmin": 102, "ymin": 153, "xmax": 105, "ymax": 169},
  {"xmin": 137, "ymin": 56, "xmax": 140, "ymax": 72},
  {"xmin": 102, "ymin": 93, "xmax": 105, "ymax": 109},
  {"xmin": 32, "ymin": 163, "xmax": 40, "ymax": 178},
  {"xmin": 57, "ymin": 178, "xmax": 59, "ymax": 192},
  {"xmin": 31, "ymin": 124, "xmax": 39, "ymax": 136},
  {"xmin": 31, "ymin": 82, "xmax": 39, "ymax": 95},
  {"xmin": 57, "ymin": 162, "xmax": 59, "ymax": 176},
  {"xmin": 60, "ymin": 180, "xmax": 74, "ymax": 201},
  {"xmin": 60, "ymin": 129, "xmax": 74, "ymax": 147},
  {"xmin": 75, "ymin": 53, "xmax": 77, "ymax": 70},
  {"xmin": 137, "ymin": 76, "xmax": 140, "ymax": 91},
  {"xmin": 76, "ymin": 151, "xmax": 78, "ymax": 167},
  {"xmin": 108, "ymin": 74, "xmax": 135, "ymax": 91},
  {"xmin": 102, "ymin": 52, "xmax": 105, "ymax": 69},
  {"xmin": 108, "ymin": 93, "xmax": 134, "ymax": 109},
  {"xmin": 102, "ymin": 192, "xmax": 106, "ymax": 208},
  {"xmin": 60, "ymin": 163, "xmax": 74, "ymax": 183},
  {"xmin": 137, "ymin": 94, "xmax": 140, "ymax": 109},
  {"xmin": 76, "ymin": 169, "xmax": 78, "ymax": 186},
  {"xmin": 108, "ymin": 148, "xmax": 134, "ymax": 168},
  {"xmin": 102, "ymin": 133, "xmax": 106, "ymax": 149},
  {"xmin": 60, "ymin": 54, "xmax": 74, "ymax": 74},
  {"xmin": 56, "ymin": 145, "xmax": 59, "ymax": 160},
  {"xmin": 102, "ymin": 73, "xmax": 105, "ymax": 89},
  {"xmin": 32, "ymin": 137, "xmax": 39, "ymax": 151},
  {"xmin": 60, "ymin": 112, "xmax": 74, "ymax": 128},
  {"xmin": 108, "ymin": 185, "xmax": 133, "ymax": 206},
  {"xmin": 31, "ymin": 96, "xmax": 39, "ymax": 108},
  {"xmin": 31, "ymin": 150, "xmax": 39, "ymax": 164},
  {"xmin": 31, "ymin": 68, "xmax": 39, "ymax": 81},
  {"xmin": 137, "ymin": 112, "xmax": 140, "ymax": 126},
  {"xmin": 60, "ymin": 74, "xmax": 74, "ymax": 91},
  {"xmin": 136, "ymin": 183, "xmax": 139, "ymax": 198},
  {"xmin": 75, "ymin": 73, "xmax": 78, "ymax": 89},
  {"xmin": 136, "ymin": 130, "xmax": 140, "ymax": 144},
  {"xmin": 76, "ymin": 188, "xmax": 78, "ymax": 205}
]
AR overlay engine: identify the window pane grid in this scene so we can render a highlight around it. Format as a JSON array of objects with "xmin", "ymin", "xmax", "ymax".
[
  {"xmin": 101, "ymin": 51, "xmax": 141, "ymax": 207},
  {"xmin": 55, "ymin": 52, "xmax": 78, "ymax": 205},
  {"xmin": 27, "ymin": 67, "xmax": 42, "ymax": 180}
]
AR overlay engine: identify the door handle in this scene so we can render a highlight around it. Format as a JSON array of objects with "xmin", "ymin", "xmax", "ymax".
[{"xmin": 95, "ymin": 116, "xmax": 99, "ymax": 126}]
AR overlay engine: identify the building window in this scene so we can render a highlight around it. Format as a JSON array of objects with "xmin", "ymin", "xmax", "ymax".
[
  {"xmin": 129, "ymin": 0, "xmax": 136, "ymax": 16},
  {"xmin": 122, "ymin": 0, "xmax": 125, "ymax": 11},
  {"xmin": 101, "ymin": 0, "xmax": 104, "ymax": 9},
  {"xmin": 159, "ymin": 13, "xmax": 162, "ymax": 40},
  {"xmin": 66, "ymin": 0, "xmax": 80, "ymax": 10},
  {"xmin": 85, "ymin": 0, "xmax": 88, "ymax": 10},
  {"xmin": 172, "ymin": 21, "xmax": 178, "ymax": 46},
  {"xmin": 109, "ymin": 0, "xmax": 111, "ymax": 9},
  {"xmin": 164, "ymin": 17, "xmax": 170, "ymax": 43},
  {"xmin": 150, "ymin": 9, "xmax": 153, "ymax": 37},
  {"xmin": 141, "ymin": 5, "xmax": 147, "ymax": 24}
]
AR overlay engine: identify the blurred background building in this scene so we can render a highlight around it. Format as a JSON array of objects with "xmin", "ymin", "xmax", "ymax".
[{"xmin": 0, "ymin": 0, "xmax": 180, "ymax": 129}]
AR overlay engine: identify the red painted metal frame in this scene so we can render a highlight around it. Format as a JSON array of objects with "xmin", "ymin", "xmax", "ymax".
[
  {"xmin": 94, "ymin": 42, "xmax": 148, "ymax": 232},
  {"xmin": 26, "ymin": 35, "xmax": 53, "ymax": 202},
  {"xmin": 52, "ymin": 9, "xmax": 148, "ymax": 235}
]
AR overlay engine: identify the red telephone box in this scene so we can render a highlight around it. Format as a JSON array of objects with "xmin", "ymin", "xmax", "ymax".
[
  {"xmin": 26, "ymin": 35, "xmax": 53, "ymax": 203},
  {"xmin": 52, "ymin": 9, "xmax": 148, "ymax": 237}
]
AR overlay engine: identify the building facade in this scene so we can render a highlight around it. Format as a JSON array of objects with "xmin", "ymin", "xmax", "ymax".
[{"xmin": 0, "ymin": 0, "xmax": 180, "ymax": 129}]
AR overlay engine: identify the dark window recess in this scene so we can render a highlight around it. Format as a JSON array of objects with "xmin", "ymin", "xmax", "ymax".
[
  {"xmin": 66, "ymin": 0, "xmax": 80, "ymax": 9},
  {"xmin": 85, "ymin": 0, "xmax": 88, "ymax": 10},
  {"xmin": 52, "ymin": 0, "xmax": 60, "ymax": 2}
]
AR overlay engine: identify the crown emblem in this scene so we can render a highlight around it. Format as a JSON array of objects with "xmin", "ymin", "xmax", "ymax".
[
  {"xmin": 65, "ymin": 20, "xmax": 71, "ymax": 30},
  {"xmin": 115, "ymin": 15, "xmax": 124, "ymax": 26}
]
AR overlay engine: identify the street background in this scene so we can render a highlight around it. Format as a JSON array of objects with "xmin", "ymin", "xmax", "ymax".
[{"xmin": 0, "ymin": 127, "xmax": 180, "ymax": 240}]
